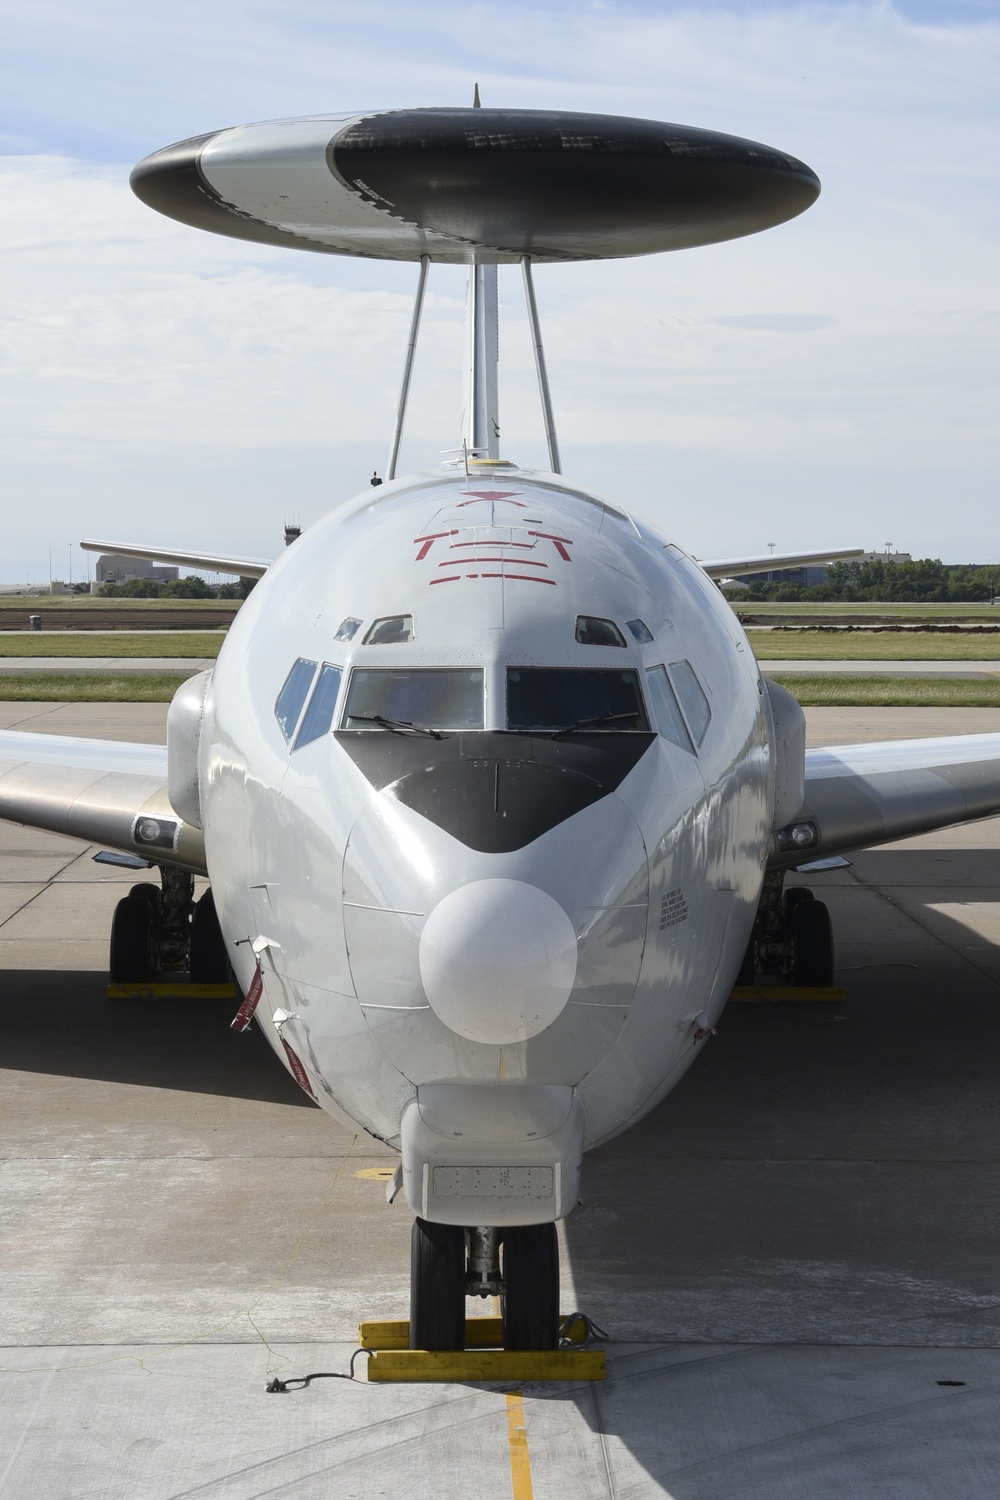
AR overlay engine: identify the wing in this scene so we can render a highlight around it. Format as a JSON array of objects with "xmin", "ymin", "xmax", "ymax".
[
  {"xmin": 699, "ymin": 547, "xmax": 864, "ymax": 580},
  {"xmin": 771, "ymin": 733, "xmax": 1000, "ymax": 867},
  {"xmin": 80, "ymin": 539, "xmax": 271, "ymax": 579},
  {"xmin": 0, "ymin": 731, "xmax": 206, "ymax": 873}
]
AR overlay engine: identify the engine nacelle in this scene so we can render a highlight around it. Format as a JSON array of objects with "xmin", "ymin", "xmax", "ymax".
[
  {"xmin": 763, "ymin": 677, "xmax": 806, "ymax": 829},
  {"xmin": 167, "ymin": 669, "xmax": 213, "ymax": 830}
]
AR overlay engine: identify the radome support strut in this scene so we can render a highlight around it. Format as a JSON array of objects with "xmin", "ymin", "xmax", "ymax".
[
  {"xmin": 464, "ymin": 263, "xmax": 500, "ymax": 460},
  {"xmin": 386, "ymin": 254, "xmax": 430, "ymax": 481},
  {"xmin": 521, "ymin": 257, "xmax": 561, "ymax": 474}
]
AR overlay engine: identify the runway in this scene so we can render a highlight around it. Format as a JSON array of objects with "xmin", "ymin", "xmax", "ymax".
[{"xmin": 2, "ymin": 702, "xmax": 1000, "ymax": 1497}]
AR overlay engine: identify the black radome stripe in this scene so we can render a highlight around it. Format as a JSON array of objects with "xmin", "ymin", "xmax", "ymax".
[{"xmin": 330, "ymin": 108, "xmax": 820, "ymax": 260}]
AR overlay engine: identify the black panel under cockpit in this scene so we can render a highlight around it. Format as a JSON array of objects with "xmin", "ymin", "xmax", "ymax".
[{"xmin": 335, "ymin": 731, "xmax": 654, "ymax": 853}]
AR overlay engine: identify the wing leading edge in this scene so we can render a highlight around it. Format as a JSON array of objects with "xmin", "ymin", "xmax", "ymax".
[
  {"xmin": 700, "ymin": 547, "xmax": 864, "ymax": 580},
  {"xmin": 79, "ymin": 539, "xmax": 270, "ymax": 580},
  {"xmin": 771, "ymin": 732, "xmax": 1000, "ymax": 867},
  {"xmin": 0, "ymin": 731, "xmax": 206, "ymax": 873},
  {"xmin": 3, "ymin": 725, "xmax": 997, "ymax": 889}
]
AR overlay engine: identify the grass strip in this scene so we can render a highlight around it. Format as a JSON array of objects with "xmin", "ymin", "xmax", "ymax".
[
  {"xmin": 0, "ymin": 672, "xmax": 192, "ymax": 702},
  {"xmin": 769, "ymin": 674, "xmax": 1000, "ymax": 708},
  {"xmin": 747, "ymin": 629, "xmax": 1000, "ymax": 661},
  {"xmin": 734, "ymin": 602, "xmax": 1000, "ymax": 620},
  {"xmin": 0, "ymin": 632, "xmax": 223, "ymax": 658}
]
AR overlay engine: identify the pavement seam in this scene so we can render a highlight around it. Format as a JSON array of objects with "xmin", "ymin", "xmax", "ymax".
[
  {"xmin": 0, "ymin": 858, "xmax": 82, "ymax": 930},
  {"xmin": 844, "ymin": 865, "xmax": 1000, "ymax": 992}
]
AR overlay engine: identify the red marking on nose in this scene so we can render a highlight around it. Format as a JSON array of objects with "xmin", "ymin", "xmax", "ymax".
[
  {"xmin": 413, "ymin": 530, "xmax": 458, "ymax": 560},
  {"xmin": 529, "ymin": 530, "xmax": 574, "ymax": 561},
  {"xmin": 451, "ymin": 539, "xmax": 534, "ymax": 550},
  {"xmin": 439, "ymin": 557, "xmax": 547, "ymax": 567},
  {"xmin": 482, "ymin": 572, "xmax": 557, "ymax": 585}
]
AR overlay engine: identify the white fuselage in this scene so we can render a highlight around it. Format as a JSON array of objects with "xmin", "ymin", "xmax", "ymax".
[{"xmin": 199, "ymin": 467, "xmax": 772, "ymax": 1217}]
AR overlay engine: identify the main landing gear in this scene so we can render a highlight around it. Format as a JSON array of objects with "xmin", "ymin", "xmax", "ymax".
[
  {"xmin": 409, "ymin": 1219, "xmax": 560, "ymax": 1351},
  {"xmin": 738, "ymin": 871, "xmax": 835, "ymax": 988},
  {"xmin": 109, "ymin": 867, "xmax": 230, "ymax": 984}
]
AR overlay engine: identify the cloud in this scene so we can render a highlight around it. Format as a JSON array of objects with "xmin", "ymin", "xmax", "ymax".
[
  {"xmin": 707, "ymin": 315, "xmax": 838, "ymax": 332},
  {"xmin": 0, "ymin": 1, "xmax": 998, "ymax": 576}
]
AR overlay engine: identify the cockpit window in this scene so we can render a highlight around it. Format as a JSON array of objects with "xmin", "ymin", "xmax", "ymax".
[
  {"xmin": 363, "ymin": 614, "xmax": 413, "ymax": 645},
  {"xmin": 274, "ymin": 658, "xmax": 318, "ymax": 742},
  {"xmin": 669, "ymin": 660, "xmax": 712, "ymax": 746},
  {"xmin": 506, "ymin": 669, "xmax": 649, "ymax": 732},
  {"xmin": 575, "ymin": 616, "xmax": 626, "ymax": 647},
  {"xmin": 645, "ymin": 666, "xmax": 694, "ymax": 753},
  {"xmin": 294, "ymin": 663, "xmax": 343, "ymax": 749},
  {"xmin": 334, "ymin": 617, "xmax": 362, "ymax": 643},
  {"xmin": 342, "ymin": 669, "xmax": 484, "ymax": 731},
  {"xmin": 626, "ymin": 618, "xmax": 654, "ymax": 644}
]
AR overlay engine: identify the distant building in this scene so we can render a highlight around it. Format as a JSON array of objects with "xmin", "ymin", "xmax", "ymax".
[{"xmin": 94, "ymin": 554, "xmax": 179, "ymax": 585}]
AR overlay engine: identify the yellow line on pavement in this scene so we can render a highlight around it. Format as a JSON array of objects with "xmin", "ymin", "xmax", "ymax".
[{"xmin": 506, "ymin": 1392, "xmax": 534, "ymax": 1500}]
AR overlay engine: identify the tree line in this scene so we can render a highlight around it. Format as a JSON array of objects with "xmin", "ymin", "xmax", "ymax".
[
  {"xmin": 98, "ymin": 576, "xmax": 255, "ymax": 599},
  {"xmin": 723, "ymin": 558, "xmax": 1000, "ymax": 604}
]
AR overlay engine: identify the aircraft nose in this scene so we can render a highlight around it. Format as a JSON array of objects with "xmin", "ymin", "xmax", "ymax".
[{"xmin": 418, "ymin": 878, "xmax": 578, "ymax": 1045}]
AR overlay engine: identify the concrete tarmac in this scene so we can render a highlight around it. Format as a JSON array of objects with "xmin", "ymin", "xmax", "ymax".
[
  {"xmin": 2, "ymin": 702, "xmax": 1000, "ymax": 1497},
  {"xmin": 0, "ymin": 657, "xmax": 215, "ymax": 672},
  {"xmin": 761, "ymin": 660, "xmax": 1000, "ymax": 677}
]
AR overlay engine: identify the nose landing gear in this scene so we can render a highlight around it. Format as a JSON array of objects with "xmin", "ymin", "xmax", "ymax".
[{"xmin": 409, "ymin": 1218, "xmax": 560, "ymax": 1351}]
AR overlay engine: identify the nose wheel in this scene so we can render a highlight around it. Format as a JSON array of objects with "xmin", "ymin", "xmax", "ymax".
[
  {"xmin": 409, "ymin": 1218, "xmax": 466, "ymax": 1350},
  {"xmin": 409, "ymin": 1217, "xmax": 561, "ymax": 1351},
  {"xmin": 501, "ymin": 1223, "xmax": 560, "ymax": 1350}
]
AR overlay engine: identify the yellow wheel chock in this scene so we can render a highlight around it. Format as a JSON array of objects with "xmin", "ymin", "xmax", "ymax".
[
  {"xmin": 729, "ymin": 985, "xmax": 846, "ymax": 1002},
  {"xmin": 107, "ymin": 981, "xmax": 238, "ymax": 999},
  {"xmin": 360, "ymin": 1316, "xmax": 606, "ymax": 1382}
]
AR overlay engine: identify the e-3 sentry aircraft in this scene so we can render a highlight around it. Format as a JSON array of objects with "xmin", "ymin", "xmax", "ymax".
[{"xmin": 3, "ymin": 107, "xmax": 999, "ymax": 1351}]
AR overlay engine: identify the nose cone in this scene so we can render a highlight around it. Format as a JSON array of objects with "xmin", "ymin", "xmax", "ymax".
[{"xmin": 419, "ymin": 879, "xmax": 578, "ymax": 1045}]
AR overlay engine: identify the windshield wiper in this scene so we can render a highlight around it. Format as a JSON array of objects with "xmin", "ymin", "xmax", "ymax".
[
  {"xmin": 348, "ymin": 713, "xmax": 444, "ymax": 739},
  {"xmin": 552, "ymin": 711, "xmax": 640, "ymax": 739}
]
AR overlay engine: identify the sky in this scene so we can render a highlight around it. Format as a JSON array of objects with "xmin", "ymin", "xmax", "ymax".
[{"xmin": 1, "ymin": 0, "xmax": 998, "ymax": 582}]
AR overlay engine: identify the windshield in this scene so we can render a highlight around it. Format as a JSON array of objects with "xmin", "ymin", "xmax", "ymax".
[
  {"xmin": 506, "ymin": 669, "xmax": 649, "ymax": 732},
  {"xmin": 342, "ymin": 668, "xmax": 484, "ymax": 731}
]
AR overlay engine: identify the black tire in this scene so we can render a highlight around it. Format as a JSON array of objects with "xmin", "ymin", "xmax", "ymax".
[
  {"xmin": 109, "ymin": 895, "xmax": 153, "ymax": 983},
  {"xmin": 190, "ymin": 890, "xmax": 230, "ymax": 983},
  {"xmin": 791, "ymin": 898, "xmax": 834, "ymax": 987},
  {"xmin": 783, "ymin": 886, "xmax": 814, "ymax": 916},
  {"xmin": 129, "ymin": 882, "xmax": 161, "ymax": 914},
  {"xmin": 409, "ymin": 1218, "xmax": 466, "ymax": 1350},
  {"xmin": 502, "ymin": 1223, "xmax": 559, "ymax": 1351}
]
